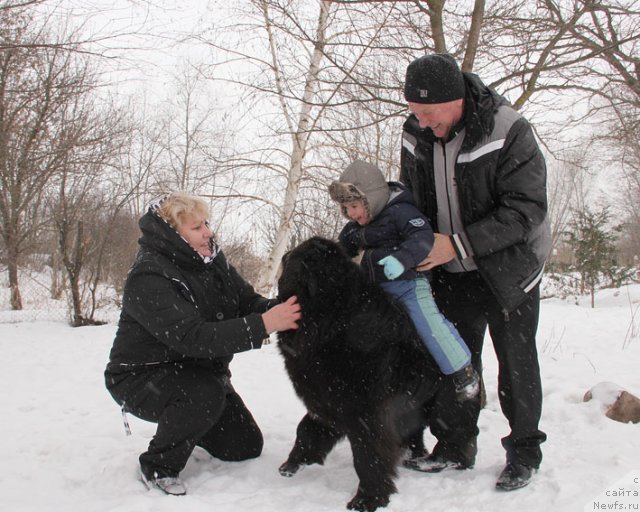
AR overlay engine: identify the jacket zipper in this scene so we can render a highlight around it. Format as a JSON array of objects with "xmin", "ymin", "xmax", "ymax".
[{"xmin": 441, "ymin": 139, "xmax": 472, "ymax": 272}]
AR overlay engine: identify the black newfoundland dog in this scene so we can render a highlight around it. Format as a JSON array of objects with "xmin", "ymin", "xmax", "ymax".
[{"xmin": 276, "ymin": 236, "xmax": 442, "ymax": 511}]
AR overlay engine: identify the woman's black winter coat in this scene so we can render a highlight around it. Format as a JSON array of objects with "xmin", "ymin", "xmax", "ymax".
[{"xmin": 106, "ymin": 209, "xmax": 276, "ymax": 377}]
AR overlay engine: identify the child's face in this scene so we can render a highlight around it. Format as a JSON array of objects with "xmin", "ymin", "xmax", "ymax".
[{"xmin": 344, "ymin": 200, "xmax": 370, "ymax": 225}]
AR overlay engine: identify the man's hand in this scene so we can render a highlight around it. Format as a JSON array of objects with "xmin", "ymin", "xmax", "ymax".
[{"xmin": 416, "ymin": 233, "xmax": 456, "ymax": 271}]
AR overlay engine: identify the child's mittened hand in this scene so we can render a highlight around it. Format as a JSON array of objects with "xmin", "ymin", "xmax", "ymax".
[{"xmin": 377, "ymin": 255, "xmax": 405, "ymax": 280}]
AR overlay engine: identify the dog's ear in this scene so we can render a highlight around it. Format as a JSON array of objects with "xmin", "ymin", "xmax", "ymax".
[{"xmin": 282, "ymin": 258, "xmax": 318, "ymax": 300}]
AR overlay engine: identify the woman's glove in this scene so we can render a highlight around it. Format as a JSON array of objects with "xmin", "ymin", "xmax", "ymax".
[{"xmin": 377, "ymin": 255, "xmax": 405, "ymax": 280}]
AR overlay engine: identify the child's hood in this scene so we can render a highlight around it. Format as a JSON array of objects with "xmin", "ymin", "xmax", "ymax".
[{"xmin": 328, "ymin": 160, "xmax": 391, "ymax": 219}]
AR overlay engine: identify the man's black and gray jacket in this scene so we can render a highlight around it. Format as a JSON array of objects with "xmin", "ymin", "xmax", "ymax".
[
  {"xmin": 400, "ymin": 72, "xmax": 551, "ymax": 313},
  {"xmin": 106, "ymin": 208, "xmax": 276, "ymax": 377}
]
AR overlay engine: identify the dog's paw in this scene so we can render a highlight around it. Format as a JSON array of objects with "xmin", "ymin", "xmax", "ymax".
[
  {"xmin": 278, "ymin": 460, "xmax": 304, "ymax": 477},
  {"xmin": 346, "ymin": 492, "xmax": 389, "ymax": 511}
]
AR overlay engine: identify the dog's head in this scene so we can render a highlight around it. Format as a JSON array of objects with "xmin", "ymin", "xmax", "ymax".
[{"xmin": 277, "ymin": 237, "xmax": 360, "ymax": 307}]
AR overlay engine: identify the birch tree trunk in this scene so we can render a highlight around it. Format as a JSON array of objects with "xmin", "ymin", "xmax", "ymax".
[{"xmin": 254, "ymin": 0, "xmax": 332, "ymax": 295}]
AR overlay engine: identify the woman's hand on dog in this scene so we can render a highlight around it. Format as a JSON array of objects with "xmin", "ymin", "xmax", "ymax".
[{"xmin": 262, "ymin": 296, "xmax": 302, "ymax": 333}]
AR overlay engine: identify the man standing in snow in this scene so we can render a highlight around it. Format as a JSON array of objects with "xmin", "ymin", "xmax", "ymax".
[{"xmin": 399, "ymin": 53, "xmax": 551, "ymax": 491}]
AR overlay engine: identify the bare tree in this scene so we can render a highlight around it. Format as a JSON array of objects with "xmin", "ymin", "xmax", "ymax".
[
  {"xmin": 0, "ymin": 10, "xmax": 103, "ymax": 309},
  {"xmin": 53, "ymin": 186, "xmax": 126, "ymax": 326},
  {"xmin": 600, "ymin": 103, "xmax": 640, "ymax": 266},
  {"xmin": 50, "ymin": 102, "xmax": 129, "ymax": 326},
  {"xmin": 546, "ymin": 148, "xmax": 596, "ymax": 261},
  {"xmin": 171, "ymin": 0, "xmax": 640, "ymax": 293},
  {"xmin": 113, "ymin": 101, "xmax": 167, "ymax": 217},
  {"xmin": 154, "ymin": 61, "xmax": 233, "ymax": 195},
  {"xmin": 251, "ymin": 0, "xmax": 334, "ymax": 292},
  {"xmin": 0, "ymin": 0, "xmax": 159, "ymax": 57},
  {"xmin": 0, "ymin": 1, "xmax": 45, "ymax": 11},
  {"xmin": 200, "ymin": 0, "xmax": 416, "ymax": 292},
  {"xmin": 548, "ymin": 1, "xmax": 640, "ymax": 266}
]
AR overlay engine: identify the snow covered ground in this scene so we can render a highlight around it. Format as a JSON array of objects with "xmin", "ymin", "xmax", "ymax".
[{"xmin": 1, "ymin": 285, "xmax": 639, "ymax": 512}]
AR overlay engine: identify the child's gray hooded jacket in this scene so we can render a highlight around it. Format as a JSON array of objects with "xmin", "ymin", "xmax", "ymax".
[{"xmin": 329, "ymin": 160, "xmax": 434, "ymax": 283}]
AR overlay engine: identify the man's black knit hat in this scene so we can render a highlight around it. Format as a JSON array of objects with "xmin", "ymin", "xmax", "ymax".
[{"xmin": 404, "ymin": 53, "xmax": 465, "ymax": 104}]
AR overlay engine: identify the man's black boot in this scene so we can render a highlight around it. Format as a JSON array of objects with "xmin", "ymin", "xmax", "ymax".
[{"xmin": 495, "ymin": 462, "xmax": 535, "ymax": 491}]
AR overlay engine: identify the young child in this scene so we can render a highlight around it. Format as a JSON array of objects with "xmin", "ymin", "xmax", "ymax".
[{"xmin": 328, "ymin": 160, "xmax": 479, "ymax": 401}]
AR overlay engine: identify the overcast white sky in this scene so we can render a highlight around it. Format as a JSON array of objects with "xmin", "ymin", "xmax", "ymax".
[{"xmin": 36, "ymin": 1, "xmax": 217, "ymax": 100}]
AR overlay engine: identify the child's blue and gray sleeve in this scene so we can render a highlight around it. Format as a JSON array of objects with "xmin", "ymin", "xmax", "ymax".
[{"xmin": 393, "ymin": 206, "xmax": 435, "ymax": 269}]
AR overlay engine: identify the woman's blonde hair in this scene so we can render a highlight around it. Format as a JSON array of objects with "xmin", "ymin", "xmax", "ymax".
[{"xmin": 157, "ymin": 192, "xmax": 209, "ymax": 229}]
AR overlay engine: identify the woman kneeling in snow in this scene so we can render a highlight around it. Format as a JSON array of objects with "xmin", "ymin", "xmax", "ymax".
[{"xmin": 104, "ymin": 192, "xmax": 300, "ymax": 495}]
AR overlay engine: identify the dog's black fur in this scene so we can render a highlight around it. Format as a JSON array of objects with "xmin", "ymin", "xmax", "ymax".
[{"xmin": 276, "ymin": 236, "xmax": 442, "ymax": 511}]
